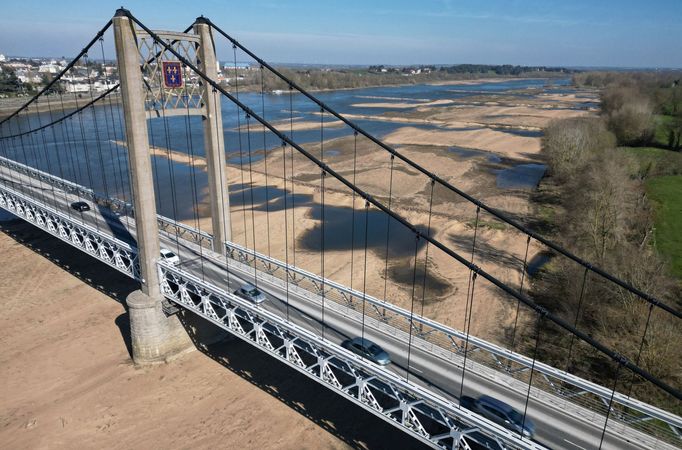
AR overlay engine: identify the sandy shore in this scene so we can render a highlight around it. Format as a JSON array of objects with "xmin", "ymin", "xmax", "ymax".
[
  {"xmin": 0, "ymin": 219, "xmax": 426, "ymax": 450},
  {"xmin": 384, "ymin": 126, "xmax": 541, "ymax": 159},
  {"xmin": 427, "ymin": 77, "xmax": 543, "ymax": 86}
]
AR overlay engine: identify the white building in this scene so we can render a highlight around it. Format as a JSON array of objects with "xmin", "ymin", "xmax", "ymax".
[
  {"xmin": 65, "ymin": 82, "xmax": 91, "ymax": 93},
  {"xmin": 39, "ymin": 63, "xmax": 60, "ymax": 74},
  {"xmin": 0, "ymin": 54, "xmax": 6, "ymax": 62}
]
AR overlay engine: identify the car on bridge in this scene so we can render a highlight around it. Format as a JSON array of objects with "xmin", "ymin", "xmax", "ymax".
[
  {"xmin": 159, "ymin": 248, "xmax": 180, "ymax": 265},
  {"xmin": 70, "ymin": 201, "xmax": 90, "ymax": 212},
  {"xmin": 460, "ymin": 395, "xmax": 536, "ymax": 439},
  {"xmin": 341, "ymin": 337, "xmax": 391, "ymax": 366},
  {"xmin": 234, "ymin": 283, "xmax": 266, "ymax": 304}
]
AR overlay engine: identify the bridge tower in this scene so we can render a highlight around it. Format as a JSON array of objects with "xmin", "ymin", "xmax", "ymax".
[
  {"xmin": 194, "ymin": 16, "xmax": 231, "ymax": 253},
  {"xmin": 113, "ymin": 9, "xmax": 193, "ymax": 364}
]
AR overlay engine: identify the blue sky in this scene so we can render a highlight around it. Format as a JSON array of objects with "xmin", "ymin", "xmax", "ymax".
[{"xmin": 1, "ymin": 0, "xmax": 681, "ymax": 67}]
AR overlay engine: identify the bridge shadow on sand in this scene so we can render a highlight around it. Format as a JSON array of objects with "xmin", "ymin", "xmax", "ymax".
[
  {"xmin": 0, "ymin": 217, "xmax": 139, "ymax": 357},
  {"xmin": 1, "ymin": 217, "xmax": 430, "ymax": 450},
  {"xmin": 179, "ymin": 315, "xmax": 431, "ymax": 450}
]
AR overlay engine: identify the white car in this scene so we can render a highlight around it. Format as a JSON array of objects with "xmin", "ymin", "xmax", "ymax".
[{"xmin": 159, "ymin": 248, "xmax": 180, "ymax": 265}]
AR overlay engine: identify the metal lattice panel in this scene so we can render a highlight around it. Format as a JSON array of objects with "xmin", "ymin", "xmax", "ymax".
[
  {"xmin": 0, "ymin": 160, "xmax": 679, "ymax": 448},
  {"xmin": 136, "ymin": 29, "xmax": 204, "ymax": 113},
  {"xmin": 158, "ymin": 261, "xmax": 543, "ymax": 450},
  {"xmin": 221, "ymin": 241, "xmax": 682, "ymax": 448},
  {"xmin": 0, "ymin": 154, "xmax": 133, "ymax": 215},
  {"xmin": 0, "ymin": 154, "xmax": 212, "ymax": 248},
  {"xmin": 0, "ymin": 184, "xmax": 139, "ymax": 279}
]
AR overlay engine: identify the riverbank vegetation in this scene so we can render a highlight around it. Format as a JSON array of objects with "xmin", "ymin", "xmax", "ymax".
[
  {"xmin": 523, "ymin": 72, "xmax": 682, "ymax": 414},
  {"xmin": 230, "ymin": 64, "xmax": 572, "ymax": 92}
]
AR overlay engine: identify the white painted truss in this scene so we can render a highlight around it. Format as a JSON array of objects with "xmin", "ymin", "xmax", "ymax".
[
  {"xmin": 223, "ymin": 240, "xmax": 682, "ymax": 448},
  {"xmin": 158, "ymin": 261, "xmax": 546, "ymax": 450},
  {"xmin": 0, "ymin": 161, "xmax": 679, "ymax": 448},
  {"xmin": 0, "ymin": 183, "xmax": 139, "ymax": 279},
  {"xmin": 0, "ymin": 154, "xmax": 213, "ymax": 249}
]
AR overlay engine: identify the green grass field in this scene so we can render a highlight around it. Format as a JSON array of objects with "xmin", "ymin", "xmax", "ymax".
[
  {"xmin": 653, "ymin": 114, "xmax": 676, "ymax": 148},
  {"xmin": 646, "ymin": 175, "xmax": 682, "ymax": 279},
  {"xmin": 621, "ymin": 146, "xmax": 682, "ymax": 177}
]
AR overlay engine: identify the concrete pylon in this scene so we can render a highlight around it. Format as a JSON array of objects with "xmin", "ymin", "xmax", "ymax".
[
  {"xmin": 113, "ymin": 9, "xmax": 193, "ymax": 364},
  {"xmin": 194, "ymin": 17, "xmax": 231, "ymax": 254}
]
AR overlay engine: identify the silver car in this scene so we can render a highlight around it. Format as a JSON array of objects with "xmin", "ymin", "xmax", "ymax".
[
  {"xmin": 234, "ymin": 283, "xmax": 266, "ymax": 304},
  {"xmin": 341, "ymin": 337, "xmax": 391, "ymax": 365}
]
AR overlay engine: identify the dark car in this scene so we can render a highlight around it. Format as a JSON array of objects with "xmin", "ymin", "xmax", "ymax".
[
  {"xmin": 70, "ymin": 201, "xmax": 90, "ymax": 212},
  {"xmin": 460, "ymin": 395, "xmax": 536, "ymax": 438},
  {"xmin": 341, "ymin": 337, "xmax": 391, "ymax": 366}
]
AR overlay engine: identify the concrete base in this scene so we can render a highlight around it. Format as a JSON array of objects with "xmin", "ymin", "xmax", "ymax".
[{"xmin": 126, "ymin": 290, "xmax": 194, "ymax": 365}]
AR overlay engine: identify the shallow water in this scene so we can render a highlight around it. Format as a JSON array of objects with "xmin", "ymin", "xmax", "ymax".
[
  {"xmin": 495, "ymin": 163, "xmax": 547, "ymax": 189},
  {"xmin": 449, "ymin": 146, "xmax": 502, "ymax": 163},
  {"xmin": 497, "ymin": 128, "xmax": 543, "ymax": 138}
]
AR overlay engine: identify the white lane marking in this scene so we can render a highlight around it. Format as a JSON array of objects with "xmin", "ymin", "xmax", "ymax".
[{"xmin": 563, "ymin": 439, "xmax": 586, "ymax": 449}]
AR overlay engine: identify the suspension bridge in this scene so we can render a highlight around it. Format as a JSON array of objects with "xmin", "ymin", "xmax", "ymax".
[{"xmin": 0, "ymin": 9, "xmax": 680, "ymax": 450}]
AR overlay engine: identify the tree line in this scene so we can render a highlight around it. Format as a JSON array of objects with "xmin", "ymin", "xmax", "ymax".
[
  {"xmin": 574, "ymin": 71, "xmax": 681, "ymax": 150},
  {"xmin": 224, "ymin": 64, "xmax": 571, "ymax": 93},
  {"xmin": 523, "ymin": 72, "xmax": 682, "ymax": 414}
]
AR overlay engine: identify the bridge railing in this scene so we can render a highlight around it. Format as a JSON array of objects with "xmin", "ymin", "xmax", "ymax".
[
  {"xmin": 0, "ymin": 153, "xmax": 214, "ymax": 250},
  {"xmin": 0, "ymin": 182, "xmax": 139, "ymax": 279},
  {"xmin": 205, "ymin": 18, "xmax": 682, "ymax": 428},
  {"xmin": 223, "ymin": 239, "xmax": 682, "ymax": 447},
  {"xmin": 158, "ymin": 259, "xmax": 547, "ymax": 450}
]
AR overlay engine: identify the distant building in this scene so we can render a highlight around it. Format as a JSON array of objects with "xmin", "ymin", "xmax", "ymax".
[
  {"xmin": 222, "ymin": 62, "xmax": 250, "ymax": 70},
  {"xmin": 0, "ymin": 54, "xmax": 6, "ymax": 62},
  {"xmin": 65, "ymin": 82, "xmax": 91, "ymax": 93},
  {"xmin": 39, "ymin": 63, "xmax": 61, "ymax": 74}
]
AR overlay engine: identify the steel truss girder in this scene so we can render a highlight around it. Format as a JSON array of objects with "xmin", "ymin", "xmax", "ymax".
[
  {"xmin": 1, "ymin": 160, "xmax": 679, "ymax": 446},
  {"xmin": 0, "ymin": 154, "xmax": 212, "ymax": 248},
  {"xmin": 223, "ymin": 241, "xmax": 682, "ymax": 444},
  {"xmin": 0, "ymin": 154, "xmax": 133, "ymax": 215},
  {"xmin": 0, "ymin": 184, "xmax": 139, "ymax": 279},
  {"xmin": 158, "ymin": 261, "xmax": 544, "ymax": 450}
]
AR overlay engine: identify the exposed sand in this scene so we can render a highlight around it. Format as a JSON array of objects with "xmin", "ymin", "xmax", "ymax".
[
  {"xmin": 420, "ymin": 104, "xmax": 592, "ymax": 128},
  {"xmin": 0, "ymin": 220, "xmax": 424, "ymax": 450},
  {"xmin": 536, "ymin": 92, "xmax": 599, "ymax": 103},
  {"xmin": 351, "ymin": 99, "xmax": 455, "ymax": 109},
  {"xmin": 242, "ymin": 118, "xmax": 346, "ymax": 132},
  {"xmin": 383, "ymin": 126, "xmax": 541, "ymax": 159},
  {"xmin": 108, "ymin": 82, "xmax": 591, "ymax": 348}
]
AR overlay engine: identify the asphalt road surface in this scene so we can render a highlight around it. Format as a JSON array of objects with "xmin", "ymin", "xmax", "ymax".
[{"xmin": 0, "ymin": 167, "xmax": 665, "ymax": 450}]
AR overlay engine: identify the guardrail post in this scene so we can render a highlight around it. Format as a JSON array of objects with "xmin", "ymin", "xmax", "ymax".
[
  {"xmin": 113, "ymin": 8, "xmax": 193, "ymax": 364},
  {"xmin": 194, "ymin": 16, "xmax": 231, "ymax": 253}
]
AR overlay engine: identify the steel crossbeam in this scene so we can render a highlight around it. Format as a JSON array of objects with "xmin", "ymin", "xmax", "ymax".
[{"xmin": 158, "ymin": 261, "xmax": 545, "ymax": 450}]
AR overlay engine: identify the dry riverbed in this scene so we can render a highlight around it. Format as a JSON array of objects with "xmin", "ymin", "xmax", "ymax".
[{"xmin": 148, "ymin": 84, "xmax": 596, "ymax": 347}]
